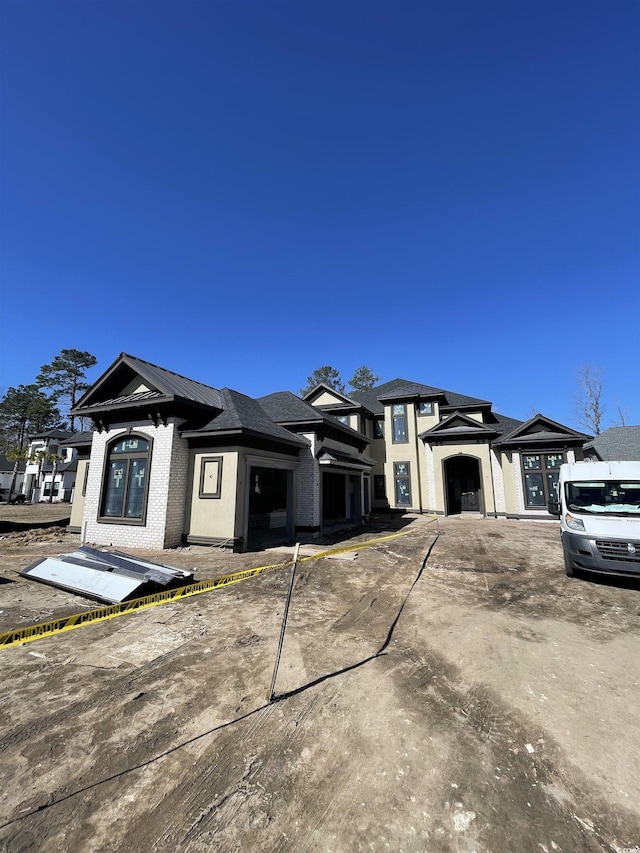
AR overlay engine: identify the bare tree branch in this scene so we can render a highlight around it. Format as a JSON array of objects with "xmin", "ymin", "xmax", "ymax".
[
  {"xmin": 573, "ymin": 364, "xmax": 605, "ymax": 435},
  {"xmin": 610, "ymin": 405, "xmax": 629, "ymax": 428}
]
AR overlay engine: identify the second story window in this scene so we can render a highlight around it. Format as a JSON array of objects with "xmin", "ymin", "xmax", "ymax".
[
  {"xmin": 374, "ymin": 419, "xmax": 384, "ymax": 438},
  {"xmin": 392, "ymin": 404, "xmax": 408, "ymax": 443}
]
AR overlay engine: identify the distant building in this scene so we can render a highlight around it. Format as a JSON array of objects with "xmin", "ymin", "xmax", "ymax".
[
  {"xmin": 0, "ymin": 454, "xmax": 26, "ymax": 501},
  {"xmin": 22, "ymin": 429, "xmax": 80, "ymax": 503},
  {"xmin": 67, "ymin": 352, "xmax": 591, "ymax": 552}
]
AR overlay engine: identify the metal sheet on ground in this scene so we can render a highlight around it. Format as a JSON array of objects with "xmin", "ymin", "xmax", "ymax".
[{"xmin": 20, "ymin": 558, "xmax": 143, "ymax": 603}]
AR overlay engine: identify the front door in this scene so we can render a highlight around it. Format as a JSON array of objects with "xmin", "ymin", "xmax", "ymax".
[{"xmin": 444, "ymin": 456, "xmax": 482, "ymax": 515}]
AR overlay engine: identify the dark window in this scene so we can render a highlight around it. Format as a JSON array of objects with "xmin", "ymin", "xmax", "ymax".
[
  {"xmin": 522, "ymin": 453, "xmax": 564, "ymax": 508},
  {"xmin": 374, "ymin": 475, "xmax": 386, "ymax": 500},
  {"xmin": 100, "ymin": 435, "xmax": 151, "ymax": 522},
  {"xmin": 82, "ymin": 462, "xmax": 90, "ymax": 496},
  {"xmin": 374, "ymin": 419, "xmax": 384, "ymax": 438},
  {"xmin": 394, "ymin": 462, "xmax": 411, "ymax": 505},
  {"xmin": 392, "ymin": 404, "xmax": 408, "ymax": 443},
  {"xmin": 418, "ymin": 402, "xmax": 434, "ymax": 416}
]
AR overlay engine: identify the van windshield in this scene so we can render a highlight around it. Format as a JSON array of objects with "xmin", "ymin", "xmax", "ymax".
[{"xmin": 565, "ymin": 481, "xmax": 640, "ymax": 517}]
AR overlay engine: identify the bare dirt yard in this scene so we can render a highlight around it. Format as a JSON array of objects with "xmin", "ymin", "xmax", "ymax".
[{"xmin": 0, "ymin": 514, "xmax": 639, "ymax": 853}]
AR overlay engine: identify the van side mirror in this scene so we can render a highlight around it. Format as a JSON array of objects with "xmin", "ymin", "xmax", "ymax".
[{"xmin": 547, "ymin": 498, "xmax": 560, "ymax": 517}]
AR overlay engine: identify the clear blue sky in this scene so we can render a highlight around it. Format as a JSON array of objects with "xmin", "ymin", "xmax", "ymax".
[{"xmin": 1, "ymin": 0, "xmax": 638, "ymax": 429}]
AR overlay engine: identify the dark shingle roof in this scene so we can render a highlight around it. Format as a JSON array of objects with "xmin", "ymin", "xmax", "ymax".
[
  {"xmin": 0, "ymin": 455, "xmax": 26, "ymax": 472},
  {"xmin": 258, "ymin": 392, "xmax": 327, "ymax": 424},
  {"xmin": 28, "ymin": 429, "xmax": 72, "ymax": 441},
  {"xmin": 492, "ymin": 413, "xmax": 524, "ymax": 436},
  {"xmin": 60, "ymin": 431, "xmax": 94, "ymax": 447},
  {"xmin": 440, "ymin": 389, "xmax": 491, "ymax": 409},
  {"xmin": 583, "ymin": 426, "xmax": 640, "ymax": 461},
  {"xmin": 259, "ymin": 392, "xmax": 371, "ymax": 443},
  {"xmin": 351, "ymin": 378, "xmax": 490, "ymax": 414},
  {"xmin": 182, "ymin": 389, "xmax": 308, "ymax": 447}
]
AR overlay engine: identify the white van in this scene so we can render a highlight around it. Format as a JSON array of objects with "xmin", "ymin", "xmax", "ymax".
[{"xmin": 548, "ymin": 461, "xmax": 640, "ymax": 578}]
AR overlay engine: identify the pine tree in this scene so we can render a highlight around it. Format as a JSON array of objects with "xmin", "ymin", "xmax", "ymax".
[{"xmin": 37, "ymin": 349, "xmax": 97, "ymax": 431}]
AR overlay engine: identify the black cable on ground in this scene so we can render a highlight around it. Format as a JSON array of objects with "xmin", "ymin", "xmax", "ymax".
[{"xmin": 0, "ymin": 530, "xmax": 441, "ymax": 832}]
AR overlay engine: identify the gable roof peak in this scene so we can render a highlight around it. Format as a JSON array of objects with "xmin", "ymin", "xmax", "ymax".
[
  {"xmin": 73, "ymin": 352, "xmax": 224, "ymax": 414},
  {"xmin": 302, "ymin": 382, "xmax": 358, "ymax": 404}
]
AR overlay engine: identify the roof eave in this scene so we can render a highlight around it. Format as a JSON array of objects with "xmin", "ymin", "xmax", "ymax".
[{"xmin": 180, "ymin": 426, "xmax": 307, "ymax": 448}]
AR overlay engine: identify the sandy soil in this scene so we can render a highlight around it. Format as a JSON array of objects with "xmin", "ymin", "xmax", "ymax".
[
  {"xmin": 0, "ymin": 516, "xmax": 639, "ymax": 852},
  {"xmin": 0, "ymin": 504, "xmax": 71, "ymax": 527}
]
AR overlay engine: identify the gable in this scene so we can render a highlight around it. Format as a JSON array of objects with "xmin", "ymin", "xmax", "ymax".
[
  {"xmin": 73, "ymin": 353, "xmax": 223, "ymax": 416},
  {"xmin": 496, "ymin": 414, "xmax": 590, "ymax": 448},
  {"xmin": 419, "ymin": 411, "xmax": 499, "ymax": 443},
  {"xmin": 310, "ymin": 389, "xmax": 349, "ymax": 407},
  {"xmin": 303, "ymin": 384, "xmax": 358, "ymax": 408}
]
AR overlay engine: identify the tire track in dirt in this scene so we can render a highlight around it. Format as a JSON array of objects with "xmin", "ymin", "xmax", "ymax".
[
  {"xmin": 124, "ymin": 692, "xmax": 327, "ymax": 852},
  {"xmin": 388, "ymin": 645, "xmax": 640, "ymax": 851}
]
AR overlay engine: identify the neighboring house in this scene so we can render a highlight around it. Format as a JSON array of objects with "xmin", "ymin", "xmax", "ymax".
[
  {"xmin": 0, "ymin": 455, "xmax": 26, "ymax": 501},
  {"xmin": 68, "ymin": 352, "xmax": 590, "ymax": 553},
  {"xmin": 304, "ymin": 380, "xmax": 590, "ymax": 520},
  {"xmin": 583, "ymin": 426, "xmax": 640, "ymax": 462},
  {"xmin": 22, "ymin": 429, "xmax": 79, "ymax": 503}
]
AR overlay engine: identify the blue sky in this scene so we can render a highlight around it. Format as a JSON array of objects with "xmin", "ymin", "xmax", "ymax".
[{"xmin": 1, "ymin": 0, "xmax": 638, "ymax": 429}]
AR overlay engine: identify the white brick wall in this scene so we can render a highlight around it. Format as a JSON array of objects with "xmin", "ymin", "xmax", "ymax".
[
  {"xmin": 512, "ymin": 451, "xmax": 525, "ymax": 513},
  {"xmin": 296, "ymin": 432, "xmax": 320, "ymax": 529},
  {"xmin": 163, "ymin": 424, "xmax": 190, "ymax": 547},
  {"xmin": 83, "ymin": 422, "xmax": 186, "ymax": 550},
  {"xmin": 490, "ymin": 448, "xmax": 506, "ymax": 514},
  {"xmin": 425, "ymin": 444, "xmax": 436, "ymax": 510}
]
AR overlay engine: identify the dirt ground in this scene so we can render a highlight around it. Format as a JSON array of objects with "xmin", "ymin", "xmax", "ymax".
[{"xmin": 0, "ymin": 514, "xmax": 639, "ymax": 853}]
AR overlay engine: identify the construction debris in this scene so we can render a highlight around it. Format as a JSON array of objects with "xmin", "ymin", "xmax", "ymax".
[{"xmin": 19, "ymin": 545, "xmax": 194, "ymax": 604}]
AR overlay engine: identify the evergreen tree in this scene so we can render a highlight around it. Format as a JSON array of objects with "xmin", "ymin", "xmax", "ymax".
[
  {"xmin": 348, "ymin": 365, "xmax": 381, "ymax": 392},
  {"xmin": 37, "ymin": 348, "xmax": 97, "ymax": 431},
  {"xmin": 0, "ymin": 385, "xmax": 62, "ymax": 453},
  {"xmin": 300, "ymin": 366, "xmax": 345, "ymax": 397}
]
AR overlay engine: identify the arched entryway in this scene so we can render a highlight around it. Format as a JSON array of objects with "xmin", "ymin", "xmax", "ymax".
[{"xmin": 443, "ymin": 455, "xmax": 483, "ymax": 515}]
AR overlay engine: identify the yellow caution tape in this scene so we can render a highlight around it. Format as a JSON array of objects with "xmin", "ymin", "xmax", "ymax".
[
  {"xmin": 0, "ymin": 519, "xmax": 437, "ymax": 649},
  {"xmin": 0, "ymin": 559, "xmax": 290, "ymax": 649}
]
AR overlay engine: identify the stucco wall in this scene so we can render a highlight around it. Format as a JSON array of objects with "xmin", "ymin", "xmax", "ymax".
[
  {"xmin": 186, "ymin": 450, "xmax": 240, "ymax": 541},
  {"xmin": 429, "ymin": 443, "xmax": 496, "ymax": 515},
  {"xmin": 384, "ymin": 401, "xmax": 422, "ymax": 510},
  {"xmin": 312, "ymin": 390, "xmax": 343, "ymax": 406}
]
